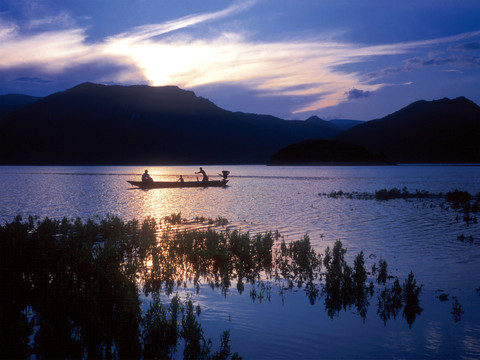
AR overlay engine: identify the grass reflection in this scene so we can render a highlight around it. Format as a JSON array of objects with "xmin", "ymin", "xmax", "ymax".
[{"xmin": 2, "ymin": 214, "xmax": 429, "ymax": 358}]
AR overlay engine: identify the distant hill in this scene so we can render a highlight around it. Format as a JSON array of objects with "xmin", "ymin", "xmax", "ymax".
[
  {"xmin": 335, "ymin": 97, "xmax": 480, "ymax": 163},
  {"xmin": 0, "ymin": 82, "xmax": 341, "ymax": 165},
  {"xmin": 269, "ymin": 139, "xmax": 387, "ymax": 165},
  {"xmin": 0, "ymin": 94, "xmax": 42, "ymax": 118},
  {"xmin": 304, "ymin": 116, "xmax": 364, "ymax": 131},
  {"xmin": 1, "ymin": 84, "xmax": 478, "ymax": 165},
  {"xmin": 233, "ymin": 112, "xmax": 340, "ymax": 140},
  {"xmin": 328, "ymin": 119, "xmax": 365, "ymax": 131},
  {"xmin": 304, "ymin": 115, "xmax": 339, "ymax": 130}
]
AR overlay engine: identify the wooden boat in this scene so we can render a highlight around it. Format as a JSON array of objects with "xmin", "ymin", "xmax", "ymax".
[{"xmin": 127, "ymin": 179, "xmax": 229, "ymax": 189}]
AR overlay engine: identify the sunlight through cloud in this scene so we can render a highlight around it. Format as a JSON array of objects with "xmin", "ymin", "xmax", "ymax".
[{"xmin": 1, "ymin": 1, "xmax": 479, "ymax": 116}]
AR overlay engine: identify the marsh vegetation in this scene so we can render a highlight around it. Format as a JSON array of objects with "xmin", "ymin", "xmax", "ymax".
[
  {"xmin": 321, "ymin": 188, "xmax": 480, "ymax": 242},
  {"xmin": 0, "ymin": 213, "xmax": 437, "ymax": 358}
]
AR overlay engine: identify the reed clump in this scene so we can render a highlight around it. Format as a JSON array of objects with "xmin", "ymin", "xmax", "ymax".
[
  {"xmin": 275, "ymin": 235, "xmax": 322, "ymax": 295},
  {"xmin": 451, "ymin": 297, "xmax": 464, "ymax": 323},
  {"xmin": 0, "ymin": 215, "xmax": 240, "ymax": 359},
  {"xmin": 164, "ymin": 212, "xmax": 183, "ymax": 224},
  {"xmin": 322, "ymin": 188, "xmax": 480, "ymax": 226},
  {"xmin": 1, "ymin": 215, "xmax": 430, "ymax": 357}
]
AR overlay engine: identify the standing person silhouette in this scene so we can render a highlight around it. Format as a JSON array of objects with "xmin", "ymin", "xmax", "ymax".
[{"xmin": 195, "ymin": 167, "xmax": 208, "ymax": 182}]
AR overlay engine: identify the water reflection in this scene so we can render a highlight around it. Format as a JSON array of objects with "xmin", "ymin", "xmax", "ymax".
[
  {"xmin": 2, "ymin": 214, "xmax": 430, "ymax": 357},
  {"xmin": 2, "ymin": 165, "xmax": 480, "ymax": 358},
  {"xmin": 140, "ymin": 216, "xmax": 425, "ymax": 328}
]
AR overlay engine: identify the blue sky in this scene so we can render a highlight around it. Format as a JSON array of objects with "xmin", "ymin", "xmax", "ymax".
[{"xmin": 1, "ymin": 0, "xmax": 479, "ymax": 120}]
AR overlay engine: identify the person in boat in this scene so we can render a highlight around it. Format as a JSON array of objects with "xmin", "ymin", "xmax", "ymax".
[
  {"xmin": 177, "ymin": 175, "xmax": 184, "ymax": 183},
  {"xmin": 195, "ymin": 167, "xmax": 208, "ymax": 182},
  {"xmin": 142, "ymin": 169, "xmax": 153, "ymax": 182}
]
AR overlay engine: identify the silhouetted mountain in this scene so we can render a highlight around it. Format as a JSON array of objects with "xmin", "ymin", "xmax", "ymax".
[
  {"xmin": 304, "ymin": 116, "xmax": 364, "ymax": 131},
  {"xmin": 0, "ymin": 82, "xmax": 341, "ymax": 165},
  {"xmin": 305, "ymin": 115, "xmax": 339, "ymax": 129},
  {"xmin": 328, "ymin": 119, "xmax": 365, "ymax": 131},
  {"xmin": 335, "ymin": 97, "xmax": 480, "ymax": 163},
  {"xmin": 0, "ymin": 94, "xmax": 42, "ymax": 118},
  {"xmin": 233, "ymin": 112, "xmax": 340, "ymax": 141},
  {"xmin": 269, "ymin": 139, "xmax": 387, "ymax": 165}
]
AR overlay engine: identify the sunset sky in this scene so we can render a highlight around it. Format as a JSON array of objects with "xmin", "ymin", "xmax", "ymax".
[{"xmin": 1, "ymin": 0, "xmax": 479, "ymax": 120}]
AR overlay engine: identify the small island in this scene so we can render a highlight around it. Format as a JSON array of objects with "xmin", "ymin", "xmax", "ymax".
[{"xmin": 269, "ymin": 138, "xmax": 391, "ymax": 165}]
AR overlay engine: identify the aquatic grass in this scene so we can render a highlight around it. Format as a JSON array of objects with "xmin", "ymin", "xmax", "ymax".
[
  {"xmin": 1, "ymin": 214, "xmax": 451, "ymax": 357},
  {"xmin": 141, "ymin": 293, "xmax": 180, "ymax": 359},
  {"xmin": 322, "ymin": 190, "xmax": 372, "ymax": 199},
  {"xmin": 445, "ymin": 190, "xmax": 480, "ymax": 218},
  {"xmin": 193, "ymin": 215, "xmax": 229, "ymax": 227},
  {"xmin": 274, "ymin": 235, "xmax": 322, "ymax": 289},
  {"xmin": 353, "ymin": 251, "xmax": 370, "ymax": 318},
  {"xmin": 0, "ymin": 216, "xmax": 241, "ymax": 359},
  {"xmin": 211, "ymin": 216, "xmax": 229, "ymax": 226},
  {"xmin": 377, "ymin": 259, "xmax": 388, "ymax": 285},
  {"xmin": 323, "ymin": 240, "xmax": 355, "ymax": 316},
  {"xmin": 212, "ymin": 330, "xmax": 241, "ymax": 360},
  {"xmin": 457, "ymin": 234, "xmax": 477, "ymax": 244},
  {"xmin": 402, "ymin": 271, "xmax": 423, "ymax": 327},
  {"xmin": 321, "ymin": 188, "xmax": 434, "ymax": 201},
  {"xmin": 446, "ymin": 190, "xmax": 471, "ymax": 205},
  {"xmin": 164, "ymin": 212, "xmax": 183, "ymax": 225},
  {"xmin": 377, "ymin": 278, "xmax": 403, "ymax": 324},
  {"xmin": 437, "ymin": 293, "xmax": 449, "ymax": 302},
  {"xmin": 181, "ymin": 295, "xmax": 212, "ymax": 359},
  {"xmin": 252, "ymin": 231, "xmax": 275, "ymax": 272},
  {"xmin": 451, "ymin": 297, "xmax": 464, "ymax": 322},
  {"xmin": 353, "ymin": 251, "xmax": 368, "ymax": 296},
  {"xmin": 375, "ymin": 188, "xmax": 403, "ymax": 200},
  {"xmin": 321, "ymin": 188, "xmax": 480, "ymax": 226}
]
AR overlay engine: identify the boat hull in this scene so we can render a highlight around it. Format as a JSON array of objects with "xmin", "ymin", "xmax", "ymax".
[{"xmin": 127, "ymin": 180, "xmax": 228, "ymax": 189}]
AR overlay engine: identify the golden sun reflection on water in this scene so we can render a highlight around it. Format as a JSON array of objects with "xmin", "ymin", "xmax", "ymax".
[
  {"xmin": 136, "ymin": 216, "xmax": 237, "ymax": 295},
  {"xmin": 126, "ymin": 166, "xmax": 231, "ymax": 221}
]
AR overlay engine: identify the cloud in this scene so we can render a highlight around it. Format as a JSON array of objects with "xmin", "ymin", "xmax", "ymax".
[
  {"xmin": 0, "ymin": 19, "xmax": 17, "ymax": 40},
  {"xmin": 345, "ymin": 88, "xmax": 373, "ymax": 100},
  {"xmin": 27, "ymin": 12, "xmax": 76, "ymax": 30},
  {"xmin": 404, "ymin": 54, "xmax": 480, "ymax": 69},
  {"xmin": 108, "ymin": 0, "xmax": 257, "ymax": 43},
  {"xmin": 365, "ymin": 67, "xmax": 402, "ymax": 81},
  {"xmin": 451, "ymin": 42, "xmax": 480, "ymax": 51},
  {"xmin": 404, "ymin": 56, "xmax": 456, "ymax": 68},
  {"xmin": 365, "ymin": 37, "xmax": 480, "ymax": 83},
  {"xmin": 1, "ymin": 2, "xmax": 479, "ymax": 115},
  {"xmin": 0, "ymin": 27, "xmax": 92, "ymax": 72},
  {"xmin": 14, "ymin": 76, "xmax": 52, "ymax": 84}
]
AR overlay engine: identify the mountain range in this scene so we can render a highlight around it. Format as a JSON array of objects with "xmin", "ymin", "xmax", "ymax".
[
  {"xmin": 0, "ymin": 94, "xmax": 42, "ymax": 119},
  {"xmin": 0, "ymin": 82, "xmax": 479, "ymax": 165},
  {"xmin": 335, "ymin": 96, "xmax": 480, "ymax": 163},
  {"xmin": 269, "ymin": 139, "xmax": 387, "ymax": 165}
]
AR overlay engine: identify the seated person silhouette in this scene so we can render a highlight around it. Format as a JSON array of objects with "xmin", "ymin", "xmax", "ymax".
[{"xmin": 142, "ymin": 170, "xmax": 153, "ymax": 182}]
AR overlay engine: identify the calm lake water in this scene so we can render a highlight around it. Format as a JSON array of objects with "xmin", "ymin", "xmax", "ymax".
[{"xmin": 1, "ymin": 165, "xmax": 480, "ymax": 359}]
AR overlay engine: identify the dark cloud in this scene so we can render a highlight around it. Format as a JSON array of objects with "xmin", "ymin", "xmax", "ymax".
[
  {"xmin": 345, "ymin": 88, "xmax": 373, "ymax": 100},
  {"xmin": 450, "ymin": 42, "xmax": 480, "ymax": 51},
  {"xmin": 367, "ymin": 52, "xmax": 480, "ymax": 82},
  {"xmin": 365, "ymin": 40, "xmax": 480, "ymax": 82},
  {"xmin": 365, "ymin": 67, "xmax": 401, "ymax": 80},
  {"xmin": 14, "ymin": 77, "xmax": 53, "ymax": 84},
  {"xmin": 403, "ymin": 56, "xmax": 456, "ymax": 68},
  {"xmin": 404, "ymin": 54, "xmax": 480, "ymax": 69}
]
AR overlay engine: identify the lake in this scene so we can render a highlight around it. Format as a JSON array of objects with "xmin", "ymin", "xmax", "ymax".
[{"xmin": 1, "ymin": 165, "xmax": 480, "ymax": 359}]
